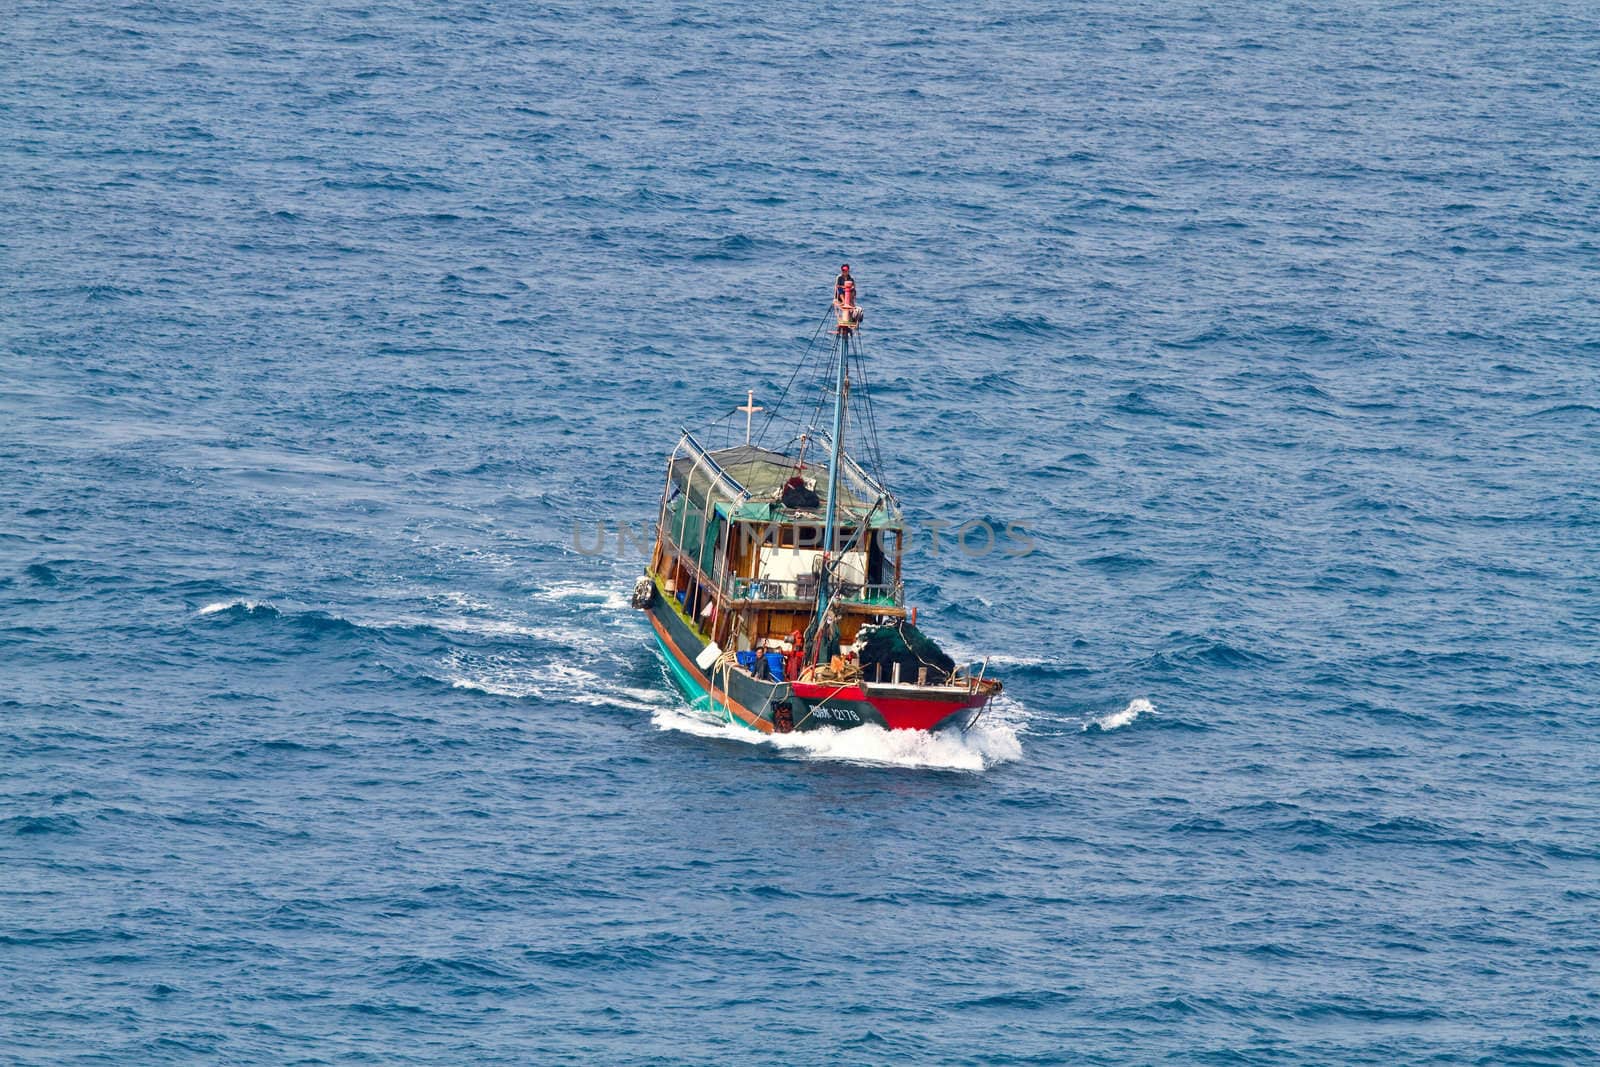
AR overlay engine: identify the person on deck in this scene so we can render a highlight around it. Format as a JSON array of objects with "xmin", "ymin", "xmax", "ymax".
[{"xmin": 833, "ymin": 264, "xmax": 864, "ymax": 326}]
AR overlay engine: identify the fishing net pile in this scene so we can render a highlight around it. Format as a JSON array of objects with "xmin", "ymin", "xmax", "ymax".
[{"xmin": 858, "ymin": 621, "xmax": 955, "ymax": 685}]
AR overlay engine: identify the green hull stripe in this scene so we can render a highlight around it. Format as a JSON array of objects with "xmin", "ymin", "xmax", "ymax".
[{"xmin": 651, "ymin": 628, "xmax": 730, "ymax": 723}]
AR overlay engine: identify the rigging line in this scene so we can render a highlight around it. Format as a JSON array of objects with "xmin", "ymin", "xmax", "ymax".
[
  {"xmin": 820, "ymin": 493, "xmax": 885, "ymax": 586},
  {"xmin": 803, "ymin": 334, "xmax": 839, "ymax": 466},
  {"xmin": 812, "ymin": 319, "xmax": 843, "ymax": 427},
  {"xmin": 701, "ymin": 404, "xmax": 742, "ymax": 449},
  {"xmin": 862, "ymin": 363, "xmax": 886, "ymax": 483},
  {"xmin": 838, "ymin": 333, "xmax": 861, "ymax": 470},
  {"xmin": 847, "ymin": 336, "xmax": 875, "ymax": 471},
  {"xmin": 849, "ymin": 333, "xmax": 887, "ymax": 484},
  {"xmin": 753, "ymin": 309, "xmax": 834, "ymax": 450},
  {"xmin": 792, "ymin": 324, "xmax": 836, "ymax": 455},
  {"xmin": 803, "ymin": 490, "xmax": 885, "ymax": 668},
  {"xmin": 864, "ymin": 360, "xmax": 886, "ymax": 480},
  {"xmin": 752, "ymin": 324, "xmax": 820, "ymax": 451}
]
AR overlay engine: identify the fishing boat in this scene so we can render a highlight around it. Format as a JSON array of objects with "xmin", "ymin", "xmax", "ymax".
[{"xmin": 631, "ymin": 280, "xmax": 1002, "ymax": 734}]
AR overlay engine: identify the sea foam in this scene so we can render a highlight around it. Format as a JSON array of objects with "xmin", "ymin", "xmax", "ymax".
[
  {"xmin": 1084, "ymin": 698, "xmax": 1155, "ymax": 731},
  {"xmin": 650, "ymin": 694, "xmax": 1026, "ymax": 772}
]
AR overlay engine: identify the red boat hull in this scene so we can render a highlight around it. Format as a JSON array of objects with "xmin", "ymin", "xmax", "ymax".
[{"xmin": 788, "ymin": 680, "xmax": 990, "ymax": 732}]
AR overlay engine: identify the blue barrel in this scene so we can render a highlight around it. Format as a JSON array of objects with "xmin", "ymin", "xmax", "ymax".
[{"xmin": 764, "ymin": 651, "xmax": 786, "ymax": 682}]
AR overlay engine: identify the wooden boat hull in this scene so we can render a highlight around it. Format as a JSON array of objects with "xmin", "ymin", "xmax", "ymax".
[{"xmin": 646, "ymin": 581, "xmax": 994, "ymax": 735}]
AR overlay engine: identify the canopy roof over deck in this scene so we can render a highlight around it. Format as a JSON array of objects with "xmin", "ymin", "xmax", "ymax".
[{"xmin": 668, "ymin": 441, "xmax": 902, "ymax": 530}]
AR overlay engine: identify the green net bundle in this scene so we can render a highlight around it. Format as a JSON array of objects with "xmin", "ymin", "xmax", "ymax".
[{"xmin": 858, "ymin": 621, "xmax": 955, "ymax": 685}]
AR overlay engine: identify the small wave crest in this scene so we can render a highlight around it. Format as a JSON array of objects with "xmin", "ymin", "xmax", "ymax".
[
  {"xmin": 1084, "ymin": 698, "xmax": 1155, "ymax": 731},
  {"xmin": 197, "ymin": 599, "xmax": 275, "ymax": 617},
  {"xmin": 650, "ymin": 695, "xmax": 1026, "ymax": 772}
]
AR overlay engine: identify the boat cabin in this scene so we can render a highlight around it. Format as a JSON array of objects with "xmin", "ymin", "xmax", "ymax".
[{"xmin": 649, "ymin": 437, "xmax": 906, "ymax": 663}]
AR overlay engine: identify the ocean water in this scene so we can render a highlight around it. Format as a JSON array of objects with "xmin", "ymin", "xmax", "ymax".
[{"xmin": 4, "ymin": 1, "xmax": 1598, "ymax": 1062}]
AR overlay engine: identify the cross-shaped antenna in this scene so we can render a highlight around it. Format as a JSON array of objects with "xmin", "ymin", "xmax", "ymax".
[{"xmin": 737, "ymin": 389, "xmax": 763, "ymax": 446}]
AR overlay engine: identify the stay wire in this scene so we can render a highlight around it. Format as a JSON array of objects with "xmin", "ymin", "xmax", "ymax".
[
  {"xmin": 753, "ymin": 308, "xmax": 835, "ymax": 451},
  {"xmin": 850, "ymin": 336, "xmax": 876, "ymax": 472},
  {"xmin": 703, "ymin": 404, "xmax": 742, "ymax": 449},
  {"xmin": 804, "ymin": 333, "xmax": 839, "ymax": 463},
  {"xmin": 849, "ymin": 331, "xmax": 887, "ymax": 486}
]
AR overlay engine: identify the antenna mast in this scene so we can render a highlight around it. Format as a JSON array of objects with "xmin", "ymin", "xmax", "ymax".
[{"xmin": 737, "ymin": 390, "xmax": 762, "ymax": 446}]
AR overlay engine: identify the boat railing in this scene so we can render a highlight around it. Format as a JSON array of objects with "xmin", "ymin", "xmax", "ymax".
[
  {"xmin": 949, "ymin": 658, "xmax": 990, "ymax": 687},
  {"xmin": 731, "ymin": 576, "xmax": 900, "ymax": 606},
  {"xmin": 675, "ymin": 429, "xmax": 751, "ymax": 503},
  {"xmin": 659, "ymin": 544, "xmax": 723, "ymax": 612}
]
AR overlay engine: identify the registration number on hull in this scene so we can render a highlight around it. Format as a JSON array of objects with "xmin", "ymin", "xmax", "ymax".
[{"xmin": 808, "ymin": 705, "xmax": 861, "ymax": 724}]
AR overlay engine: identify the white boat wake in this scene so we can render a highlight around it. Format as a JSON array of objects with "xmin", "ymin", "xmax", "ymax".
[{"xmin": 650, "ymin": 693, "xmax": 1027, "ymax": 772}]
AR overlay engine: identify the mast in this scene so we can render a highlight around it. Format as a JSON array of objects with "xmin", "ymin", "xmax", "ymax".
[
  {"xmin": 821, "ymin": 333, "xmax": 849, "ymax": 565},
  {"xmin": 811, "ymin": 331, "xmax": 849, "ymax": 663}
]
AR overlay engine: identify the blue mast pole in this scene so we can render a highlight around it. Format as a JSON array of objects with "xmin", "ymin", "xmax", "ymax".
[{"xmin": 814, "ymin": 331, "xmax": 849, "ymax": 662}]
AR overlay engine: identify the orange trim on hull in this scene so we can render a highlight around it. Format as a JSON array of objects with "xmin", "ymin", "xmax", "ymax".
[{"xmin": 648, "ymin": 612, "xmax": 774, "ymax": 735}]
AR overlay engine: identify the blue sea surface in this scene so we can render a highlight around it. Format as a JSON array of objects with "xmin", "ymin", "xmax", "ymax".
[{"xmin": 4, "ymin": 2, "xmax": 1598, "ymax": 1063}]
